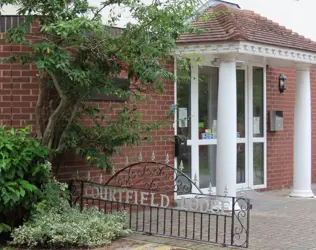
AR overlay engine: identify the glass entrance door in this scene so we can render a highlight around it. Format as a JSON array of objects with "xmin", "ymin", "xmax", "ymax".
[
  {"xmin": 175, "ymin": 61, "xmax": 266, "ymax": 193},
  {"xmin": 195, "ymin": 66, "xmax": 247, "ymax": 190},
  {"xmin": 197, "ymin": 66, "xmax": 218, "ymax": 189}
]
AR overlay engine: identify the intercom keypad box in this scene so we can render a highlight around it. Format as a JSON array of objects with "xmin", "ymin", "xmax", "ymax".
[
  {"xmin": 175, "ymin": 135, "xmax": 187, "ymax": 157},
  {"xmin": 270, "ymin": 111, "xmax": 284, "ymax": 131}
]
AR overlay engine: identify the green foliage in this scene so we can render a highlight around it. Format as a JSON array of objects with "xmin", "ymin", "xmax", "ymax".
[
  {"xmin": 0, "ymin": 0, "xmax": 201, "ymax": 170},
  {"xmin": 10, "ymin": 202, "xmax": 131, "ymax": 248},
  {"xmin": 0, "ymin": 126, "xmax": 50, "ymax": 232},
  {"xmin": 0, "ymin": 224, "xmax": 11, "ymax": 234},
  {"xmin": 32, "ymin": 178, "xmax": 70, "ymax": 214}
]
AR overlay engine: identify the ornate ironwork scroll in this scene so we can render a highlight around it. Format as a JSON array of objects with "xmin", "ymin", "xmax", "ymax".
[
  {"xmin": 232, "ymin": 197, "xmax": 252, "ymax": 248},
  {"xmin": 105, "ymin": 161, "xmax": 202, "ymax": 195}
]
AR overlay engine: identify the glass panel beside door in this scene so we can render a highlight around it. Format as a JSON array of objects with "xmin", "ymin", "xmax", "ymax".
[
  {"xmin": 198, "ymin": 66, "xmax": 218, "ymax": 189},
  {"xmin": 237, "ymin": 69, "xmax": 246, "ymax": 139},
  {"xmin": 253, "ymin": 143, "xmax": 264, "ymax": 185},
  {"xmin": 176, "ymin": 59, "xmax": 191, "ymax": 178},
  {"xmin": 199, "ymin": 145, "xmax": 217, "ymax": 189},
  {"xmin": 253, "ymin": 67, "xmax": 264, "ymax": 138},
  {"xmin": 198, "ymin": 66, "xmax": 218, "ymax": 140},
  {"xmin": 252, "ymin": 66, "xmax": 265, "ymax": 187}
]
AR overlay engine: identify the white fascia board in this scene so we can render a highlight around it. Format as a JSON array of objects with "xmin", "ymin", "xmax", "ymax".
[{"xmin": 174, "ymin": 41, "xmax": 316, "ymax": 66}]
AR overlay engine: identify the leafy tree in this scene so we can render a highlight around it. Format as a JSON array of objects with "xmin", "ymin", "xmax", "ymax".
[{"xmin": 0, "ymin": 0, "xmax": 201, "ymax": 171}]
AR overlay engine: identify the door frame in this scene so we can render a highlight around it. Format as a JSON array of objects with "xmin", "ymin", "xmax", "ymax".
[{"xmin": 248, "ymin": 62, "xmax": 267, "ymax": 190}]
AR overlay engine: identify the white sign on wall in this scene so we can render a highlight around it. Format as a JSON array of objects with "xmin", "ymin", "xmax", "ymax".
[
  {"xmin": 253, "ymin": 117, "xmax": 260, "ymax": 135},
  {"xmin": 178, "ymin": 108, "xmax": 188, "ymax": 128}
]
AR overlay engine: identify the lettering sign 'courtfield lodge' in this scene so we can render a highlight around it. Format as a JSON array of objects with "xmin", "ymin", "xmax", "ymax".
[{"xmin": 2, "ymin": 0, "xmax": 316, "ymax": 199}]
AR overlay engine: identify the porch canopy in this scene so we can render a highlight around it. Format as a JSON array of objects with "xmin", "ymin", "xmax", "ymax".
[{"xmin": 175, "ymin": 2, "xmax": 316, "ymax": 198}]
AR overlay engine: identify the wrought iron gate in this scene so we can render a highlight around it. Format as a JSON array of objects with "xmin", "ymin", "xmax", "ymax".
[{"xmin": 69, "ymin": 161, "xmax": 252, "ymax": 248}]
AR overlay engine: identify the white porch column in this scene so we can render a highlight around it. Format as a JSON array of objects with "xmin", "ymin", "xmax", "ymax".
[
  {"xmin": 208, "ymin": 75, "xmax": 217, "ymax": 187},
  {"xmin": 216, "ymin": 57, "xmax": 237, "ymax": 198},
  {"xmin": 190, "ymin": 62, "xmax": 200, "ymax": 193},
  {"xmin": 290, "ymin": 68, "xmax": 314, "ymax": 198}
]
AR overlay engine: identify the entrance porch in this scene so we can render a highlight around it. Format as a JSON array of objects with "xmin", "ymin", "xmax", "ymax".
[
  {"xmin": 175, "ymin": 45, "xmax": 316, "ymax": 198},
  {"xmin": 174, "ymin": 3, "xmax": 316, "ymax": 198}
]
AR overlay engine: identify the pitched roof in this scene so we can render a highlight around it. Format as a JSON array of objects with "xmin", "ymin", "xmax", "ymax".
[{"xmin": 178, "ymin": 4, "xmax": 316, "ymax": 53}]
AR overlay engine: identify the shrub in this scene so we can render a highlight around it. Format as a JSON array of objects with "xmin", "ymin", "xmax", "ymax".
[
  {"xmin": 10, "ymin": 201, "xmax": 131, "ymax": 248},
  {"xmin": 0, "ymin": 126, "xmax": 50, "ymax": 233},
  {"xmin": 31, "ymin": 177, "xmax": 70, "ymax": 215}
]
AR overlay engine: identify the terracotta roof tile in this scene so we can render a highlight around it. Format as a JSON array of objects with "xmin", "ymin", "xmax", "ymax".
[{"xmin": 178, "ymin": 4, "xmax": 316, "ymax": 53}]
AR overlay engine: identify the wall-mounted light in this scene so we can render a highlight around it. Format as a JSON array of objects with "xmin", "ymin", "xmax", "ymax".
[{"xmin": 279, "ymin": 73, "xmax": 287, "ymax": 93}]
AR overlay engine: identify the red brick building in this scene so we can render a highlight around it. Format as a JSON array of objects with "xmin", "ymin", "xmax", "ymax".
[{"xmin": 1, "ymin": 0, "xmax": 316, "ymax": 198}]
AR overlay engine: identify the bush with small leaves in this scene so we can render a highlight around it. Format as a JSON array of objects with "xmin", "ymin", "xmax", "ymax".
[{"xmin": 10, "ymin": 200, "xmax": 131, "ymax": 248}]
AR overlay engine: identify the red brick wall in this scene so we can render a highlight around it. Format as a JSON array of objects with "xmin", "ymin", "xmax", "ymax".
[
  {"xmin": 0, "ymin": 20, "xmax": 40, "ymax": 128},
  {"xmin": 0, "ymin": 47, "xmax": 39, "ymax": 128},
  {"xmin": 0, "ymin": 21, "xmax": 175, "ymax": 185},
  {"xmin": 56, "ymin": 68, "xmax": 175, "ymax": 183},
  {"xmin": 266, "ymin": 67, "xmax": 316, "ymax": 190}
]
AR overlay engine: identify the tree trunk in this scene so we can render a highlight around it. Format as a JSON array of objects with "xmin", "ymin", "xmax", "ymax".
[
  {"xmin": 42, "ymin": 73, "xmax": 68, "ymax": 148},
  {"xmin": 35, "ymin": 71, "xmax": 46, "ymax": 139},
  {"xmin": 56, "ymin": 103, "xmax": 78, "ymax": 153}
]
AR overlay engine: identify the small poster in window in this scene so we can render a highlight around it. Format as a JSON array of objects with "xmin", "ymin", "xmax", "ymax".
[
  {"xmin": 178, "ymin": 108, "xmax": 188, "ymax": 128},
  {"xmin": 254, "ymin": 117, "xmax": 260, "ymax": 135}
]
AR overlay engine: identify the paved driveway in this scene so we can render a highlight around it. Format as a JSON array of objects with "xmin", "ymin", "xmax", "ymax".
[
  {"xmin": 245, "ymin": 186, "xmax": 316, "ymax": 250},
  {"xmin": 129, "ymin": 186, "xmax": 316, "ymax": 250}
]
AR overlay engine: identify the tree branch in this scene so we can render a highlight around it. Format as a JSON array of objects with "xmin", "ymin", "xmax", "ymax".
[
  {"xmin": 42, "ymin": 73, "xmax": 68, "ymax": 148},
  {"xmin": 56, "ymin": 103, "xmax": 78, "ymax": 153},
  {"xmin": 91, "ymin": 0, "xmax": 120, "ymax": 21}
]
